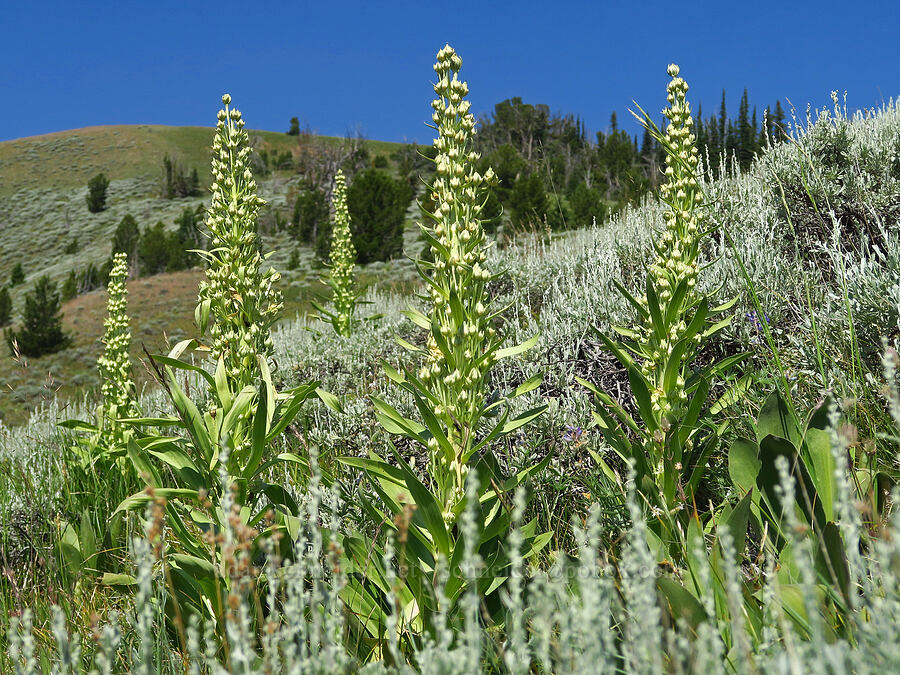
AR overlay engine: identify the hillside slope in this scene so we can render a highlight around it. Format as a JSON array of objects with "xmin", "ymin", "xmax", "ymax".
[{"xmin": 0, "ymin": 124, "xmax": 409, "ymax": 423}]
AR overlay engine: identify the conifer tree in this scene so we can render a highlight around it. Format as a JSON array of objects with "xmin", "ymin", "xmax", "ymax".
[
  {"xmin": 111, "ymin": 214, "xmax": 140, "ymax": 261},
  {"xmin": 86, "ymin": 173, "xmax": 110, "ymax": 213},
  {"xmin": 738, "ymin": 89, "xmax": 754, "ymax": 170},
  {"xmin": 61, "ymin": 271, "xmax": 78, "ymax": 301},
  {"xmin": 774, "ymin": 100, "xmax": 788, "ymax": 141},
  {"xmin": 9, "ymin": 263, "xmax": 24, "ymax": 287},
  {"xmin": 0, "ymin": 286, "xmax": 11, "ymax": 327},
  {"xmin": 7, "ymin": 276, "xmax": 70, "ymax": 357},
  {"xmin": 718, "ymin": 90, "xmax": 727, "ymax": 149}
]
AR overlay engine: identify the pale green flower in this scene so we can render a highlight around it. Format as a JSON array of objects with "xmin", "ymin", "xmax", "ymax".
[
  {"xmin": 197, "ymin": 94, "xmax": 283, "ymax": 389},
  {"xmin": 97, "ymin": 251, "xmax": 137, "ymax": 434}
]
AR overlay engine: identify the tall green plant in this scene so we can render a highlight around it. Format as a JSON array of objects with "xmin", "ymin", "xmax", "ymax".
[
  {"xmin": 115, "ymin": 95, "xmax": 327, "ymax": 648},
  {"xmin": 97, "ymin": 252, "xmax": 137, "ymax": 432},
  {"xmin": 196, "ymin": 94, "xmax": 283, "ymax": 390},
  {"xmin": 313, "ymin": 170, "xmax": 358, "ymax": 337},
  {"xmin": 579, "ymin": 65, "xmax": 743, "ymax": 549},
  {"xmin": 339, "ymin": 45, "xmax": 549, "ymax": 658}
]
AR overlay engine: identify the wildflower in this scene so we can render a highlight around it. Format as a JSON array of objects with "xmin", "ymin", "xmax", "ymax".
[
  {"xmin": 197, "ymin": 94, "xmax": 282, "ymax": 389},
  {"xmin": 97, "ymin": 252, "xmax": 137, "ymax": 433}
]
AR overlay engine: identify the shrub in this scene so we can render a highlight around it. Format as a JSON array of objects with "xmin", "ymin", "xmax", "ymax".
[
  {"xmin": 6, "ymin": 275, "xmax": 70, "ymax": 357},
  {"xmin": 346, "ymin": 168, "xmax": 412, "ymax": 263},
  {"xmin": 86, "ymin": 172, "xmax": 110, "ymax": 213}
]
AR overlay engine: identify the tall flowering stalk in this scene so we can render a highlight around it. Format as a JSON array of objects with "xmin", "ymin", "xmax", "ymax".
[
  {"xmin": 580, "ymin": 65, "xmax": 742, "ymax": 546},
  {"xmin": 97, "ymin": 252, "xmax": 137, "ymax": 434},
  {"xmin": 372, "ymin": 45, "xmax": 545, "ymax": 520},
  {"xmin": 197, "ymin": 94, "xmax": 282, "ymax": 389},
  {"xmin": 642, "ymin": 65, "xmax": 704, "ymax": 423},
  {"xmin": 115, "ymin": 95, "xmax": 324, "ymax": 646},
  {"xmin": 314, "ymin": 170, "xmax": 358, "ymax": 337},
  {"xmin": 340, "ymin": 46, "xmax": 548, "ymax": 656}
]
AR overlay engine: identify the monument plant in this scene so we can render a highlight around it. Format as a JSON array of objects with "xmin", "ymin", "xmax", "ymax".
[
  {"xmin": 115, "ymin": 95, "xmax": 328, "ymax": 648},
  {"xmin": 339, "ymin": 45, "xmax": 550, "ymax": 659},
  {"xmin": 579, "ymin": 65, "xmax": 744, "ymax": 552}
]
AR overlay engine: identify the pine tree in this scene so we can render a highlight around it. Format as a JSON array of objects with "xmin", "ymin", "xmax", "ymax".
[
  {"xmin": 7, "ymin": 275, "xmax": 70, "ymax": 357},
  {"xmin": 61, "ymin": 270, "xmax": 78, "ymax": 301},
  {"xmin": 9, "ymin": 263, "xmax": 24, "ymax": 287},
  {"xmin": 346, "ymin": 168, "xmax": 411, "ymax": 264},
  {"xmin": 86, "ymin": 173, "xmax": 110, "ymax": 213},
  {"xmin": 0, "ymin": 286, "xmax": 11, "ymax": 327},
  {"xmin": 112, "ymin": 214, "xmax": 140, "ymax": 261},
  {"xmin": 774, "ymin": 100, "xmax": 788, "ymax": 141},
  {"xmin": 718, "ymin": 90, "xmax": 727, "ymax": 150},
  {"xmin": 738, "ymin": 89, "xmax": 754, "ymax": 170}
]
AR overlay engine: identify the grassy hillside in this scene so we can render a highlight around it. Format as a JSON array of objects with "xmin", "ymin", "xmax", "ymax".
[
  {"xmin": 0, "ymin": 124, "xmax": 408, "ymax": 423},
  {"xmin": 2, "ymin": 88, "xmax": 900, "ymax": 671}
]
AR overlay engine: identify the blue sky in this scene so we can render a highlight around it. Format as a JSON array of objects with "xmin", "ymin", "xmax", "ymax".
[{"xmin": 2, "ymin": 1, "xmax": 897, "ymax": 143}]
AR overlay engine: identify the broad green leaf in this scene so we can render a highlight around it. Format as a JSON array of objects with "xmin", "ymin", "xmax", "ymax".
[
  {"xmin": 58, "ymin": 522, "xmax": 83, "ymax": 574},
  {"xmin": 513, "ymin": 372, "xmax": 543, "ymax": 398},
  {"xmin": 165, "ymin": 365, "xmax": 213, "ymax": 464},
  {"xmin": 657, "ymin": 577, "xmax": 707, "ymax": 629},
  {"xmin": 152, "ymin": 354, "xmax": 215, "ymax": 390},
  {"xmin": 402, "ymin": 307, "xmax": 431, "ymax": 329},
  {"xmin": 127, "ymin": 437, "xmax": 162, "ymax": 487},
  {"xmin": 101, "ymin": 573, "xmax": 137, "ymax": 587},
  {"xmin": 499, "ymin": 405, "xmax": 548, "ymax": 435},
  {"xmin": 627, "ymin": 367, "xmax": 658, "ymax": 432},
  {"xmin": 720, "ymin": 491, "xmax": 752, "ymax": 564},
  {"xmin": 728, "ymin": 437, "xmax": 761, "ymax": 496},
  {"xmin": 757, "ymin": 392, "xmax": 802, "ymax": 447},
  {"xmin": 495, "ymin": 334, "xmax": 539, "ymax": 360},
  {"xmin": 315, "ymin": 387, "xmax": 344, "ymax": 414},
  {"xmin": 612, "ymin": 279, "xmax": 650, "ymax": 319},
  {"xmin": 115, "ymin": 488, "xmax": 200, "ymax": 513}
]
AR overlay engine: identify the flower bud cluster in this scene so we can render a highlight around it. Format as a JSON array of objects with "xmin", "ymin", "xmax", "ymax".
[
  {"xmin": 327, "ymin": 170, "xmax": 356, "ymax": 337},
  {"xmin": 642, "ymin": 65, "xmax": 703, "ymax": 422},
  {"xmin": 98, "ymin": 252, "xmax": 137, "ymax": 431},
  {"xmin": 417, "ymin": 45, "xmax": 500, "ymax": 513},
  {"xmin": 198, "ymin": 94, "xmax": 283, "ymax": 388}
]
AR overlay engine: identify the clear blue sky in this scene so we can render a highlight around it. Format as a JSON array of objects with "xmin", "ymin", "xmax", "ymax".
[{"xmin": 2, "ymin": 1, "xmax": 897, "ymax": 144}]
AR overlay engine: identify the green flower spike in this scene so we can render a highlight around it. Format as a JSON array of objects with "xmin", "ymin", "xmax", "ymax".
[{"xmin": 197, "ymin": 93, "xmax": 283, "ymax": 390}]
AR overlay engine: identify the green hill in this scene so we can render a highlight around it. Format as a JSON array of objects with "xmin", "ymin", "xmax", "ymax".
[{"xmin": 0, "ymin": 125, "xmax": 410, "ymax": 423}]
